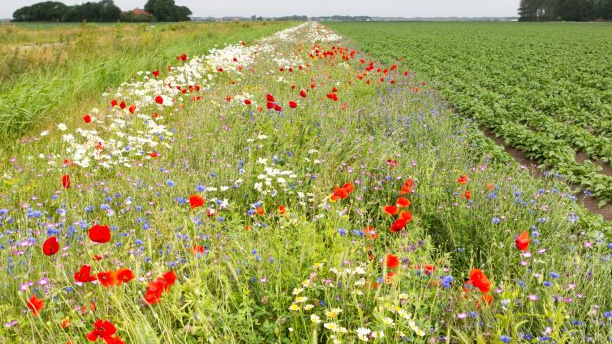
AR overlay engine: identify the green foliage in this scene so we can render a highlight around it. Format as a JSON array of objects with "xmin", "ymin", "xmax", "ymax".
[
  {"xmin": 12, "ymin": 1, "xmax": 68, "ymax": 22},
  {"xmin": 518, "ymin": 0, "xmax": 612, "ymax": 21},
  {"xmin": 12, "ymin": 0, "xmax": 122, "ymax": 22},
  {"xmin": 144, "ymin": 0, "xmax": 192, "ymax": 22}
]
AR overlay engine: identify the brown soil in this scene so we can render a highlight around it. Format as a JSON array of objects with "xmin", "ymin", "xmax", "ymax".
[
  {"xmin": 480, "ymin": 128, "xmax": 612, "ymax": 221},
  {"xmin": 575, "ymin": 151, "xmax": 612, "ymax": 177}
]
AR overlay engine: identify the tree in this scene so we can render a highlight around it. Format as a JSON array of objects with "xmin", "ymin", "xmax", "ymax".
[
  {"xmin": 144, "ymin": 0, "xmax": 191, "ymax": 22},
  {"xmin": 518, "ymin": 0, "xmax": 611, "ymax": 21},
  {"xmin": 13, "ymin": 1, "xmax": 67, "ymax": 22},
  {"xmin": 12, "ymin": 0, "xmax": 120, "ymax": 22},
  {"xmin": 99, "ymin": 0, "xmax": 121, "ymax": 22}
]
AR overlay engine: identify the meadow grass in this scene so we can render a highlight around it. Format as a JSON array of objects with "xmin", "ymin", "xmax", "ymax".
[
  {"xmin": 0, "ymin": 22, "xmax": 610, "ymax": 343},
  {"xmin": 0, "ymin": 21, "xmax": 294, "ymax": 143}
]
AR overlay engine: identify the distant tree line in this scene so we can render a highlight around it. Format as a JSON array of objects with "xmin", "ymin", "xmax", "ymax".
[
  {"xmin": 12, "ymin": 0, "xmax": 191, "ymax": 22},
  {"xmin": 518, "ymin": 0, "xmax": 612, "ymax": 21}
]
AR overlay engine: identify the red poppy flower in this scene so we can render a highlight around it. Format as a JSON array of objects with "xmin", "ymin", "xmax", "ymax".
[
  {"xmin": 386, "ymin": 159, "xmax": 398, "ymax": 167},
  {"xmin": 152, "ymin": 70, "xmax": 160, "ymax": 77},
  {"xmin": 62, "ymin": 174, "xmax": 70, "ymax": 189},
  {"xmin": 386, "ymin": 271, "xmax": 395, "ymax": 284},
  {"xmin": 116, "ymin": 268, "xmax": 134, "ymax": 284},
  {"xmin": 119, "ymin": 101, "xmax": 126, "ymax": 109},
  {"xmin": 155, "ymin": 96, "xmax": 163, "ymax": 105},
  {"xmin": 277, "ymin": 205, "xmax": 287, "ymax": 214},
  {"xmin": 515, "ymin": 230, "xmax": 530, "ymax": 251},
  {"xmin": 463, "ymin": 190, "xmax": 471, "ymax": 199},
  {"xmin": 111, "ymin": 99, "xmax": 118, "ymax": 107},
  {"xmin": 129, "ymin": 105, "xmax": 136, "ymax": 114},
  {"xmin": 86, "ymin": 319, "xmax": 117, "ymax": 342},
  {"xmin": 383, "ymin": 205, "xmax": 398, "ymax": 216},
  {"xmin": 396, "ymin": 197, "xmax": 410, "ymax": 208},
  {"xmin": 97, "ymin": 271, "xmax": 118, "ymax": 287},
  {"xmin": 84, "ymin": 115, "xmax": 91, "ymax": 123},
  {"xmin": 266, "ymin": 101, "xmax": 275, "ymax": 109},
  {"xmin": 404, "ymin": 179, "xmax": 413, "ymax": 188},
  {"xmin": 255, "ymin": 206, "xmax": 265, "ymax": 215},
  {"xmin": 149, "ymin": 152, "xmax": 158, "ymax": 158},
  {"xmin": 144, "ymin": 271, "xmax": 177, "ymax": 305},
  {"xmin": 289, "ymin": 100, "xmax": 297, "ymax": 108},
  {"xmin": 27, "ymin": 295, "xmax": 44, "ymax": 315},
  {"xmin": 457, "ymin": 175, "xmax": 469, "ymax": 184},
  {"xmin": 400, "ymin": 211, "xmax": 412, "ymax": 221},
  {"xmin": 266, "ymin": 94, "xmax": 275, "ymax": 102},
  {"xmin": 332, "ymin": 186, "xmax": 349, "ymax": 200},
  {"xmin": 180, "ymin": 54, "xmax": 187, "ymax": 61},
  {"xmin": 486, "ymin": 183, "xmax": 495, "ymax": 190},
  {"xmin": 342, "ymin": 182, "xmax": 354, "ymax": 193},
  {"xmin": 192, "ymin": 245, "xmax": 205, "ymax": 254},
  {"xmin": 89, "ymin": 224, "xmax": 111, "ymax": 244},
  {"xmin": 75, "ymin": 264, "xmax": 96, "ymax": 283},
  {"xmin": 386, "ymin": 254, "xmax": 400, "ymax": 269},
  {"xmin": 424, "ymin": 264, "xmax": 436, "ymax": 275},
  {"xmin": 274, "ymin": 104, "xmax": 282, "ymax": 111},
  {"xmin": 42, "ymin": 236, "xmax": 59, "ymax": 256},
  {"xmin": 390, "ymin": 218, "xmax": 407, "ymax": 232},
  {"xmin": 244, "ymin": 99, "xmax": 252, "ymax": 105},
  {"xmin": 481, "ymin": 293, "xmax": 493, "ymax": 306},
  {"xmin": 300, "ymin": 90, "xmax": 307, "ymax": 98},
  {"xmin": 163, "ymin": 271, "xmax": 177, "ymax": 285},
  {"xmin": 468, "ymin": 269, "xmax": 491, "ymax": 293},
  {"xmin": 189, "ymin": 195, "xmax": 205, "ymax": 209}
]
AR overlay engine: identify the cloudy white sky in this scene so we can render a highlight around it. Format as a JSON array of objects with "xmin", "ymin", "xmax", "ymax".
[{"xmin": 0, "ymin": 0, "xmax": 520, "ymax": 19}]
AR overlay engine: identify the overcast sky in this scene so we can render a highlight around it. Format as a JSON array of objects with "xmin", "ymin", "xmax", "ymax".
[{"xmin": 0, "ymin": 0, "xmax": 520, "ymax": 19}]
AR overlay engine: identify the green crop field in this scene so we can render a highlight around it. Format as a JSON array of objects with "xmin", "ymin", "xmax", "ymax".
[
  {"xmin": 0, "ymin": 21, "xmax": 611, "ymax": 344},
  {"xmin": 329, "ymin": 22, "xmax": 612, "ymax": 207}
]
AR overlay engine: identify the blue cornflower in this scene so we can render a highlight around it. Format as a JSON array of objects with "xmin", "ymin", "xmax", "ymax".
[
  {"xmin": 500, "ymin": 335, "xmax": 511, "ymax": 343},
  {"xmin": 550, "ymin": 272, "xmax": 560, "ymax": 279},
  {"xmin": 338, "ymin": 228, "xmax": 347, "ymax": 236},
  {"xmin": 492, "ymin": 217, "xmax": 501, "ymax": 224},
  {"xmin": 543, "ymin": 281, "xmax": 552, "ymax": 287},
  {"xmin": 27, "ymin": 210, "xmax": 42, "ymax": 218},
  {"xmin": 441, "ymin": 275, "xmax": 454, "ymax": 288},
  {"xmin": 166, "ymin": 179, "xmax": 175, "ymax": 187}
]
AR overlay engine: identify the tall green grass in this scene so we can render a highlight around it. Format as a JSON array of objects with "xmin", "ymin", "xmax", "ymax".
[{"xmin": 0, "ymin": 21, "xmax": 294, "ymax": 143}]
